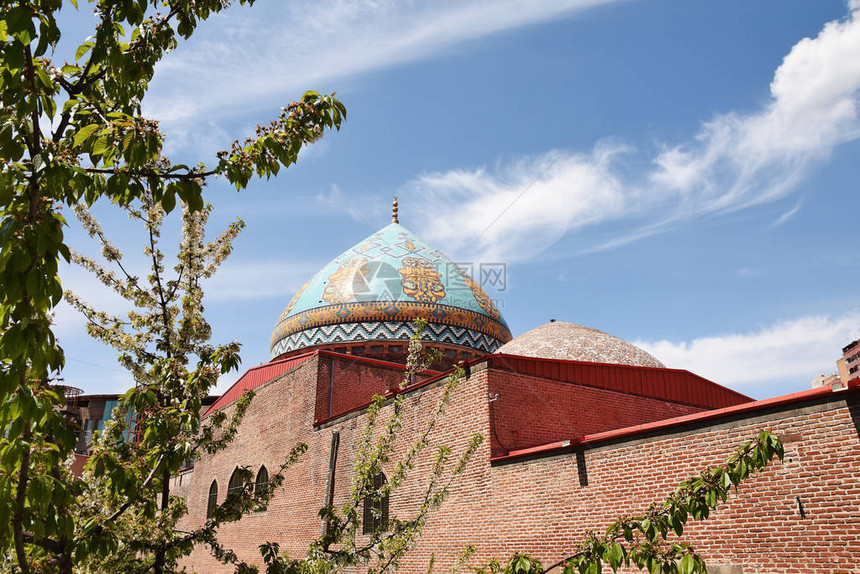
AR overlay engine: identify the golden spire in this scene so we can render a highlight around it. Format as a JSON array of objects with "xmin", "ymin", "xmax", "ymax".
[{"xmin": 392, "ymin": 196, "xmax": 399, "ymax": 224}]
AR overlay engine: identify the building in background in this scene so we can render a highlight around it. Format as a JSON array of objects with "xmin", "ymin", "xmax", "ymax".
[
  {"xmin": 69, "ymin": 394, "xmax": 122, "ymax": 455},
  {"xmin": 841, "ymin": 339, "xmax": 860, "ymax": 382},
  {"xmin": 64, "ymin": 392, "xmax": 217, "ymax": 474},
  {"xmin": 173, "ymin": 207, "xmax": 860, "ymax": 573},
  {"xmin": 811, "ymin": 373, "xmax": 841, "ymax": 388},
  {"xmin": 815, "ymin": 337, "xmax": 860, "ymax": 388}
]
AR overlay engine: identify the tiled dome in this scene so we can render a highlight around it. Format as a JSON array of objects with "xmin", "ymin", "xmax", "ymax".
[
  {"xmin": 270, "ymin": 222, "xmax": 512, "ymax": 360},
  {"xmin": 496, "ymin": 321, "xmax": 664, "ymax": 368}
]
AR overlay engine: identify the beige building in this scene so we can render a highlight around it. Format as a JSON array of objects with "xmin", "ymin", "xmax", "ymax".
[{"xmin": 842, "ymin": 339, "xmax": 860, "ymax": 382}]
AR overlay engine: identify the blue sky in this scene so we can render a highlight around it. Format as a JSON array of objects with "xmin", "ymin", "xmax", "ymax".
[{"xmin": 56, "ymin": 0, "xmax": 860, "ymax": 400}]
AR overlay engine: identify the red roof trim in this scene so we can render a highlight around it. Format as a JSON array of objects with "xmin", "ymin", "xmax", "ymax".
[
  {"xmin": 490, "ymin": 380, "xmax": 860, "ymax": 463},
  {"xmin": 205, "ymin": 350, "xmax": 440, "ymax": 420},
  {"xmin": 411, "ymin": 352, "xmax": 751, "ymax": 401},
  {"xmin": 316, "ymin": 350, "xmax": 437, "ymax": 372},
  {"xmin": 491, "ymin": 353, "xmax": 753, "ymax": 404}
]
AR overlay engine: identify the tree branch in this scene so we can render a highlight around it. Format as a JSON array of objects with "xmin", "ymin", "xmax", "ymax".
[
  {"xmin": 13, "ymin": 421, "xmax": 32, "ymax": 574},
  {"xmin": 98, "ymin": 454, "xmax": 166, "ymax": 529},
  {"xmin": 84, "ymin": 167, "xmax": 217, "ymax": 180}
]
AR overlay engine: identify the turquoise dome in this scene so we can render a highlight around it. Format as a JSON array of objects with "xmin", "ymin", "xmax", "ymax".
[{"xmin": 270, "ymin": 223, "xmax": 512, "ymax": 359}]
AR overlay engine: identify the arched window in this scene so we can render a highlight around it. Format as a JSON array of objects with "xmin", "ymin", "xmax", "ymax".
[
  {"xmin": 362, "ymin": 472, "xmax": 389, "ymax": 534},
  {"xmin": 228, "ymin": 467, "xmax": 245, "ymax": 497},
  {"xmin": 255, "ymin": 466, "xmax": 269, "ymax": 511},
  {"xmin": 207, "ymin": 480, "xmax": 218, "ymax": 519}
]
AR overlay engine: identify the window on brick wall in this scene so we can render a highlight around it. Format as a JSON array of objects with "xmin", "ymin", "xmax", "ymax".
[
  {"xmin": 255, "ymin": 466, "xmax": 269, "ymax": 511},
  {"xmin": 362, "ymin": 472, "xmax": 389, "ymax": 534},
  {"xmin": 228, "ymin": 468, "xmax": 245, "ymax": 497},
  {"xmin": 207, "ymin": 481, "xmax": 218, "ymax": 518}
]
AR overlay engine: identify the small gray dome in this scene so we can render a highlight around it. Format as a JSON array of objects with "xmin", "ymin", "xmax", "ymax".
[{"xmin": 496, "ymin": 321, "xmax": 664, "ymax": 368}]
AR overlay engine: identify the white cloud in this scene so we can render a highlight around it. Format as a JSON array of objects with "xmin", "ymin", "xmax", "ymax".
[
  {"xmin": 404, "ymin": 143, "xmax": 637, "ymax": 260},
  {"xmin": 651, "ymin": 6, "xmax": 860, "ymax": 209},
  {"xmin": 634, "ymin": 311, "xmax": 860, "ymax": 388},
  {"xmin": 770, "ymin": 202, "xmax": 802, "ymax": 228},
  {"xmin": 146, "ymin": 0, "xmax": 620, "ymax": 136},
  {"xmin": 399, "ymin": 5, "xmax": 860, "ymax": 262}
]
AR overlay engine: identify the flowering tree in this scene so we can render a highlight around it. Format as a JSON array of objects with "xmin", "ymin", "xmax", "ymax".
[
  {"xmin": 0, "ymin": 0, "xmax": 343, "ymax": 571},
  {"xmin": 67, "ymin": 202, "xmax": 481, "ymax": 573},
  {"xmin": 64, "ymin": 195, "xmax": 267, "ymax": 572}
]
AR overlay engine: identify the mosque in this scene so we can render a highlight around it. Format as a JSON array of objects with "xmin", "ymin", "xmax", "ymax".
[{"xmin": 176, "ymin": 202, "xmax": 860, "ymax": 573}]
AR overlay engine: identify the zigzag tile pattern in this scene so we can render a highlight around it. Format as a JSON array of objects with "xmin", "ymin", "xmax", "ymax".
[
  {"xmin": 270, "ymin": 301, "xmax": 511, "ymax": 350},
  {"xmin": 270, "ymin": 322, "xmax": 503, "ymax": 358}
]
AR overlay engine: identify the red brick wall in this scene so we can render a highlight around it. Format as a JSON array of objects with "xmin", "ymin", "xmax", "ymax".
[
  {"xmin": 488, "ymin": 369, "xmax": 706, "ymax": 454},
  {"xmin": 314, "ymin": 354, "xmax": 406, "ymax": 423},
  {"xmin": 477, "ymin": 396, "xmax": 860, "ymax": 574},
  {"xmin": 181, "ymin": 356, "xmax": 327, "ymax": 573},
  {"xmin": 180, "ymin": 360, "xmax": 860, "ymax": 574},
  {"xmin": 181, "ymin": 353, "xmax": 494, "ymax": 573}
]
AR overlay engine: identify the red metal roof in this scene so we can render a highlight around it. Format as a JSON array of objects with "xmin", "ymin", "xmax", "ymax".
[
  {"xmin": 489, "ymin": 353, "xmax": 752, "ymax": 409},
  {"xmin": 490, "ymin": 379, "xmax": 860, "ymax": 463},
  {"xmin": 202, "ymin": 351, "xmax": 317, "ymax": 418}
]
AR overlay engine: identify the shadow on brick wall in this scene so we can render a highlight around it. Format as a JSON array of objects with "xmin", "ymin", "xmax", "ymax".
[{"xmin": 848, "ymin": 393, "xmax": 860, "ymax": 441}]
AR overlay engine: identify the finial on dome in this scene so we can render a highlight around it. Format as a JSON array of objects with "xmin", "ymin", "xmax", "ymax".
[{"xmin": 392, "ymin": 196, "xmax": 399, "ymax": 223}]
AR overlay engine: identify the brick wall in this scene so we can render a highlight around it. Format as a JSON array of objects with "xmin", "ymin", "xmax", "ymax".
[
  {"xmin": 479, "ymin": 395, "xmax": 860, "ymax": 573},
  {"xmin": 182, "ymin": 355, "xmax": 325, "ymax": 573},
  {"xmin": 314, "ymin": 354, "xmax": 406, "ymax": 423},
  {"xmin": 181, "ymin": 355, "xmax": 493, "ymax": 573},
  {"xmin": 180, "ymin": 360, "xmax": 860, "ymax": 573},
  {"xmin": 488, "ymin": 369, "xmax": 706, "ymax": 454}
]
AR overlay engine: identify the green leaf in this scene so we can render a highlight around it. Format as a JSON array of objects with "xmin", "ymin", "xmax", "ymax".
[
  {"xmin": 5, "ymin": 6, "xmax": 31, "ymax": 35},
  {"xmin": 0, "ymin": 218, "xmax": 16, "ymax": 247},
  {"xmin": 62, "ymin": 98, "xmax": 79, "ymax": 115},
  {"xmin": 43, "ymin": 95, "xmax": 57, "ymax": 120},
  {"xmin": 605, "ymin": 543, "xmax": 624, "ymax": 572},
  {"xmin": 6, "ymin": 418, "xmax": 24, "ymax": 441},
  {"xmin": 2, "ymin": 326, "xmax": 25, "ymax": 359},
  {"xmin": 75, "ymin": 41, "xmax": 94, "ymax": 61},
  {"xmin": 671, "ymin": 515, "xmax": 683, "ymax": 536},
  {"xmin": 161, "ymin": 189, "xmax": 176, "ymax": 213},
  {"xmin": 705, "ymin": 489, "xmax": 716, "ymax": 507},
  {"xmin": 679, "ymin": 554, "xmax": 695, "ymax": 574},
  {"xmin": 73, "ymin": 124, "xmax": 100, "ymax": 147},
  {"xmin": 92, "ymin": 133, "xmax": 110, "ymax": 156}
]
